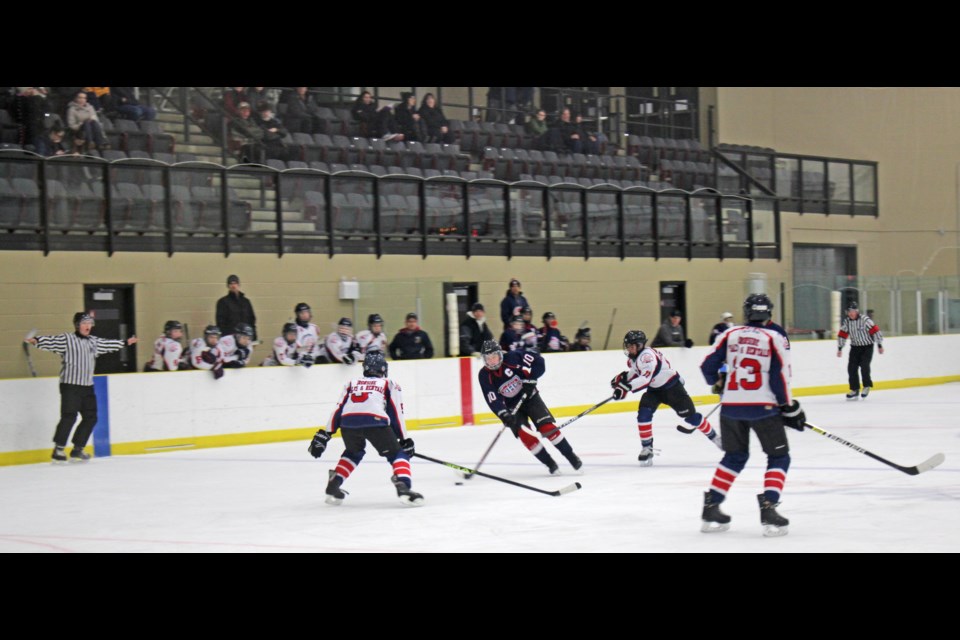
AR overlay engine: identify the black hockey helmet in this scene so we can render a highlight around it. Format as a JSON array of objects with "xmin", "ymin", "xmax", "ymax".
[
  {"xmin": 234, "ymin": 323, "xmax": 254, "ymax": 338},
  {"xmin": 73, "ymin": 312, "xmax": 95, "ymax": 329},
  {"xmin": 282, "ymin": 322, "xmax": 298, "ymax": 339},
  {"xmin": 743, "ymin": 293, "xmax": 774, "ymax": 322},
  {"xmin": 163, "ymin": 320, "xmax": 183, "ymax": 335},
  {"xmin": 204, "ymin": 325, "xmax": 222, "ymax": 337},
  {"xmin": 575, "ymin": 327, "xmax": 591, "ymax": 341},
  {"xmin": 362, "ymin": 351, "xmax": 388, "ymax": 378},
  {"xmin": 521, "ymin": 305, "xmax": 533, "ymax": 317},
  {"xmin": 368, "ymin": 313, "xmax": 384, "ymax": 327},
  {"xmin": 623, "ymin": 330, "xmax": 647, "ymax": 357},
  {"xmin": 337, "ymin": 317, "xmax": 353, "ymax": 336},
  {"xmin": 542, "ymin": 311, "xmax": 556, "ymax": 323},
  {"xmin": 509, "ymin": 314, "xmax": 525, "ymax": 328},
  {"xmin": 480, "ymin": 339, "xmax": 503, "ymax": 370},
  {"xmin": 846, "ymin": 300, "xmax": 859, "ymax": 311},
  {"xmin": 294, "ymin": 302, "xmax": 311, "ymax": 315}
]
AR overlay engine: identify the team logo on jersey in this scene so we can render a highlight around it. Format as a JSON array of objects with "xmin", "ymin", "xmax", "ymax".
[
  {"xmin": 640, "ymin": 352, "xmax": 656, "ymax": 365},
  {"xmin": 498, "ymin": 376, "xmax": 523, "ymax": 398}
]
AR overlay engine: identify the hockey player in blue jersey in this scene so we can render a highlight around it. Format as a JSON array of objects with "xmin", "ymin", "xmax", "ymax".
[
  {"xmin": 478, "ymin": 340, "xmax": 582, "ymax": 474},
  {"xmin": 499, "ymin": 315, "xmax": 535, "ymax": 352}
]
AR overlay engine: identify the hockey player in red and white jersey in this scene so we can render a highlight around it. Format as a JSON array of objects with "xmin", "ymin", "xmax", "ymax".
[
  {"xmin": 319, "ymin": 317, "xmax": 361, "ymax": 365},
  {"xmin": 611, "ymin": 330, "xmax": 721, "ymax": 466},
  {"xmin": 189, "ymin": 325, "xmax": 225, "ymax": 379},
  {"xmin": 292, "ymin": 302, "xmax": 322, "ymax": 367},
  {"xmin": 308, "ymin": 351, "xmax": 422, "ymax": 506},
  {"xmin": 219, "ymin": 323, "xmax": 255, "ymax": 368},
  {"xmin": 355, "ymin": 313, "xmax": 388, "ymax": 356},
  {"xmin": 699, "ymin": 293, "xmax": 806, "ymax": 537},
  {"xmin": 144, "ymin": 320, "xmax": 186, "ymax": 371},
  {"xmin": 261, "ymin": 323, "xmax": 300, "ymax": 366}
]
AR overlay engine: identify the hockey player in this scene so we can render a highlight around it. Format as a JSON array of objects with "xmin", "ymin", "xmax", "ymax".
[
  {"xmin": 708, "ymin": 312, "xmax": 735, "ymax": 345},
  {"xmin": 292, "ymin": 302, "xmax": 321, "ymax": 366},
  {"xmin": 219, "ymin": 323, "xmax": 254, "ymax": 368},
  {"xmin": 190, "ymin": 325, "xmax": 225, "ymax": 379},
  {"xmin": 320, "ymin": 317, "xmax": 361, "ymax": 364},
  {"xmin": 499, "ymin": 315, "xmax": 533, "ymax": 352},
  {"xmin": 144, "ymin": 320, "xmax": 186, "ymax": 371},
  {"xmin": 569, "ymin": 327, "xmax": 592, "ymax": 352},
  {"xmin": 837, "ymin": 301, "xmax": 884, "ymax": 399},
  {"xmin": 308, "ymin": 351, "xmax": 422, "ymax": 507},
  {"xmin": 261, "ymin": 323, "xmax": 301, "ymax": 366},
  {"xmin": 478, "ymin": 340, "xmax": 582, "ymax": 474},
  {"xmin": 611, "ymin": 330, "xmax": 720, "ymax": 466},
  {"xmin": 699, "ymin": 293, "xmax": 806, "ymax": 537},
  {"xmin": 538, "ymin": 311, "xmax": 568, "ymax": 352},
  {"xmin": 356, "ymin": 313, "xmax": 388, "ymax": 356}
]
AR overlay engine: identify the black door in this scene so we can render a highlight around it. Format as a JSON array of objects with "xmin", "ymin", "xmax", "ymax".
[
  {"xmin": 443, "ymin": 282, "xmax": 478, "ymax": 357},
  {"xmin": 84, "ymin": 284, "xmax": 136, "ymax": 374},
  {"xmin": 658, "ymin": 281, "xmax": 687, "ymax": 332}
]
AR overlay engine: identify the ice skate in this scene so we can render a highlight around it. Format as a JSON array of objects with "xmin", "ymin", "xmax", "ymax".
[
  {"xmin": 391, "ymin": 475, "xmax": 424, "ymax": 507},
  {"xmin": 861, "ymin": 386, "xmax": 871, "ymax": 398},
  {"xmin": 758, "ymin": 494, "xmax": 789, "ymax": 537},
  {"xmin": 51, "ymin": 446, "xmax": 67, "ymax": 464},
  {"xmin": 325, "ymin": 470, "xmax": 348, "ymax": 505},
  {"xmin": 69, "ymin": 447, "xmax": 91, "ymax": 462},
  {"xmin": 566, "ymin": 453, "xmax": 583, "ymax": 472},
  {"xmin": 845, "ymin": 390, "xmax": 859, "ymax": 400},
  {"xmin": 638, "ymin": 445, "xmax": 655, "ymax": 467},
  {"xmin": 700, "ymin": 492, "xmax": 731, "ymax": 533},
  {"xmin": 546, "ymin": 459, "xmax": 561, "ymax": 475}
]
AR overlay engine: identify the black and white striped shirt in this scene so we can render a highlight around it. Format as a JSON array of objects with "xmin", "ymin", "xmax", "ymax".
[
  {"xmin": 838, "ymin": 315, "xmax": 883, "ymax": 349},
  {"xmin": 35, "ymin": 332, "xmax": 126, "ymax": 386}
]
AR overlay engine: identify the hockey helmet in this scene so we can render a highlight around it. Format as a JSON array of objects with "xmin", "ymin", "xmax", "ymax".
[
  {"xmin": 362, "ymin": 351, "xmax": 388, "ymax": 378},
  {"xmin": 163, "ymin": 320, "xmax": 183, "ymax": 335},
  {"xmin": 234, "ymin": 323, "xmax": 255, "ymax": 341},
  {"xmin": 204, "ymin": 325, "xmax": 222, "ymax": 337},
  {"xmin": 368, "ymin": 313, "xmax": 384, "ymax": 330},
  {"xmin": 480, "ymin": 339, "xmax": 503, "ymax": 370},
  {"xmin": 294, "ymin": 302, "xmax": 312, "ymax": 317},
  {"xmin": 282, "ymin": 322, "xmax": 298, "ymax": 340},
  {"xmin": 743, "ymin": 293, "xmax": 774, "ymax": 322},
  {"xmin": 623, "ymin": 330, "xmax": 647, "ymax": 357}
]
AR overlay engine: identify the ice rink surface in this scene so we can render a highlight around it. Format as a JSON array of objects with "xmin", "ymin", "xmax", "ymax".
[{"xmin": 1, "ymin": 384, "xmax": 957, "ymax": 553}]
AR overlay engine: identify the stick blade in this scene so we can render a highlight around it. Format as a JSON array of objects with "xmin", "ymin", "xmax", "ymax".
[
  {"xmin": 554, "ymin": 482, "xmax": 582, "ymax": 496},
  {"xmin": 909, "ymin": 452, "xmax": 945, "ymax": 475}
]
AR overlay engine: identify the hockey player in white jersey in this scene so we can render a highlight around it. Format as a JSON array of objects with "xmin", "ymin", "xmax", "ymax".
[
  {"xmin": 261, "ymin": 323, "xmax": 301, "ymax": 366},
  {"xmin": 308, "ymin": 351, "xmax": 422, "ymax": 506},
  {"xmin": 144, "ymin": 320, "xmax": 186, "ymax": 371},
  {"xmin": 190, "ymin": 325, "xmax": 225, "ymax": 379},
  {"xmin": 355, "ymin": 313, "xmax": 388, "ymax": 356},
  {"xmin": 219, "ymin": 323, "xmax": 254, "ymax": 368},
  {"xmin": 320, "ymin": 317, "xmax": 361, "ymax": 365},
  {"xmin": 699, "ymin": 293, "xmax": 806, "ymax": 537},
  {"xmin": 292, "ymin": 302, "xmax": 321, "ymax": 366},
  {"xmin": 611, "ymin": 330, "xmax": 720, "ymax": 466}
]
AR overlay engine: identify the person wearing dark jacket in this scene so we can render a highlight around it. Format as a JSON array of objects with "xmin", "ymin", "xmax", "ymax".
[
  {"xmin": 394, "ymin": 92, "xmax": 422, "ymax": 142},
  {"xmin": 419, "ymin": 93, "xmax": 452, "ymax": 144},
  {"xmin": 284, "ymin": 86, "xmax": 322, "ymax": 134},
  {"xmin": 223, "ymin": 87, "xmax": 249, "ymax": 119},
  {"xmin": 253, "ymin": 101, "xmax": 289, "ymax": 160},
  {"xmin": 34, "ymin": 126, "xmax": 68, "ymax": 157},
  {"xmin": 389, "ymin": 312, "xmax": 434, "ymax": 359},
  {"xmin": 10, "ymin": 87, "xmax": 49, "ymax": 147},
  {"xmin": 651, "ymin": 309, "xmax": 692, "ymax": 348},
  {"xmin": 111, "ymin": 87, "xmax": 156, "ymax": 121},
  {"xmin": 460, "ymin": 302, "xmax": 494, "ymax": 356},
  {"xmin": 351, "ymin": 91, "xmax": 379, "ymax": 138},
  {"xmin": 216, "ymin": 274, "xmax": 257, "ymax": 340},
  {"xmin": 708, "ymin": 311, "xmax": 735, "ymax": 345},
  {"xmin": 499, "ymin": 278, "xmax": 530, "ymax": 328}
]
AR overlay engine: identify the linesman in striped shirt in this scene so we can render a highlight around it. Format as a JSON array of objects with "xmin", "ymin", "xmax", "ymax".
[
  {"xmin": 25, "ymin": 312, "xmax": 139, "ymax": 463},
  {"xmin": 836, "ymin": 301, "xmax": 884, "ymax": 400}
]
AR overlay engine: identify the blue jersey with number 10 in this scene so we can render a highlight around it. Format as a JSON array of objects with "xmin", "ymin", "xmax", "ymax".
[{"xmin": 478, "ymin": 349, "xmax": 545, "ymax": 415}]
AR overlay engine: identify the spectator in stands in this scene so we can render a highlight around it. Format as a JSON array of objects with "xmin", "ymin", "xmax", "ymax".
[
  {"xmin": 50, "ymin": 87, "xmax": 82, "ymax": 118},
  {"xmin": 254, "ymin": 101, "xmax": 289, "ymax": 161},
  {"xmin": 526, "ymin": 109, "xmax": 550, "ymax": 149},
  {"xmin": 82, "ymin": 87, "xmax": 113, "ymax": 114},
  {"xmin": 651, "ymin": 309, "xmax": 693, "ymax": 348},
  {"xmin": 10, "ymin": 87, "xmax": 49, "ymax": 148},
  {"xmin": 575, "ymin": 113, "xmax": 600, "ymax": 155},
  {"xmin": 485, "ymin": 87, "xmax": 505, "ymax": 123},
  {"xmin": 394, "ymin": 92, "xmax": 422, "ymax": 142},
  {"xmin": 216, "ymin": 274, "xmax": 257, "ymax": 341},
  {"xmin": 248, "ymin": 87, "xmax": 270, "ymax": 108},
  {"xmin": 500, "ymin": 278, "xmax": 530, "ymax": 328},
  {"xmin": 374, "ymin": 105, "xmax": 404, "ymax": 142},
  {"xmin": 460, "ymin": 302, "xmax": 494, "ymax": 356},
  {"xmin": 419, "ymin": 93, "xmax": 452, "ymax": 144},
  {"xmin": 34, "ymin": 125, "xmax": 68, "ymax": 157},
  {"xmin": 230, "ymin": 102, "xmax": 265, "ymax": 163},
  {"xmin": 708, "ymin": 311, "xmax": 735, "ymax": 345},
  {"xmin": 556, "ymin": 108, "xmax": 582, "ymax": 153},
  {"xmin": 389, "ymin": 312, "xmax": 434, "ymax": 359},
  {"xmin": 284, "ymin": 87, "xmax": 322, "ymax": 134},
  {"xmin": 66, "ymin": 91, "xmax": 109, "ymax": 152},
  {"xmin": 111, "ymin": 87, "xmax": 156, "ymax": 122},
  {"xmin": 351, "ymin": 91, "xmax": 379, "ymax": 138},
  {"xmin": 224, "ymin": 87, "xmax": 249, "ymax": 120}
]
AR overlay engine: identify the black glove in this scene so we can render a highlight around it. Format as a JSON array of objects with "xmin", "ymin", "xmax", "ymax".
[
  {"xmin": 522, "ymin": 378, "xmax": 538, "ymax": 387},
  {"xmin": 711, "ymin": 373, "xmax": 727, "ymax": 396},
  {"xmin": 200, "ymin": 350, "xmax": 217, "ymax": 365},
  {"xmin": 610, "ymin": 371, "xmax": 629, "ymax": 389},
  {"xmin": 684, "ymin": 338, "xmax": 694, "ymax": 348},
  {"xmin": 399, "ymin": 438, "xmax": 415, "ymax": 456},
  {"xmin": 612, "ymin": 381, "xmax": 630, "ymax": 400},
  {"xmin": 341, "ymin": 353, "xmax": 355, "ymax": 365},
  {"xmin": 780, "ymin": 400, "xmax": 806, "ymax": 431},
  {"xmin": 497, "ymin": 410, "xmax": 517, "ymax": 429},
  {"xmin": 212, "ymin": 364, "xmax": 224, "ymax": 380},
  {"xmin": 298, "ymin": 353, "xmax": 314, "ymax": 368},
  {"xmin": 309, "ymin": 429, "xmax": 331, "ymax": 458},
  {"xmin": 236, "ymin": 346, "xmax": 250, "ymax": 362}
]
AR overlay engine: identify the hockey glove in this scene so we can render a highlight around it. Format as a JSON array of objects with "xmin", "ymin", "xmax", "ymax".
[
  {"xmin": 298, "ymin": 353, "xmax": 314, "ymax": 368},
  {"xmin": 612, "ymin": 381, "xmax": 630, "ymax": 400},
  {"xmin": 309, "ymin": 429, "xmax": 331, "ymax": 458},
  {"xmin": 399, "ymin": 438, "xmax": 415, "ymax": 456},
  {"xmin": 684, "ymin": 338, "xmax": 694, "ymax": 348},
  {"xmin": 341, "ymin": 353, "xmax": 355, "ymax": 365},
  {"xmin": 522, "ymin": 378, "xmax": 538, "ymax": 387},
  {"xmin": 212, "ymin": 364, "xmax": 224, "ymax": 380},
  {"xmin": 610, "ymin": 371, "xmax": 629, "ymax": 389},
  {"xmin": 711, "ymin": 373, "xmax": 727, "ymax": 396},
  {"xmin": 497, "ymin": 410, "xmax": 517, "ymax": 430},
  {"xmin": 236, "ymin": 346, "xmax": 250, "ymax": 363},
  {"xmin": 200, "ymin": 350, "xmax": 218, "ymax": 365},
  {"xmin": 780, "ymin": 400, "xmax": 806, "ymax": 431}
]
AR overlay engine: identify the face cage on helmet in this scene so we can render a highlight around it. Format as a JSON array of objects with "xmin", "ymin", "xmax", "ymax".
[
  {"xmin": 623, "ymin": 340, "xmax": 643, "ymax": 358},
  {"xmin": 205, "ymin": 334, "xmax": 220, "ymax": 346},
  {"xmin": 482, "ymin": 350, "xmax": 502, "ymax": 370}
]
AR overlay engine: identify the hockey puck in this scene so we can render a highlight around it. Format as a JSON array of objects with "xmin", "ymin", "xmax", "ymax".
[{"xmin": 454, "ymin": 482, "xmax": 464, "ymax": 486}]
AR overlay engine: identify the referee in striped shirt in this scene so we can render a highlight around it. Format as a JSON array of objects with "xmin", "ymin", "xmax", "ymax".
[
  {"xmin": 836, "ymin": 301, "xmax": 884, "ymax": 399},
  {"xmin": 25, "ymin": 312, "xmax": 138, "ymax": 462}
]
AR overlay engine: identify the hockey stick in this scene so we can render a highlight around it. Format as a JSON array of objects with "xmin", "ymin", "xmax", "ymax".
[
  {"xmin": 602, "ymin": 307, "xmax": 617, "ymax": 350},
  {"xmin": 414, "ymin": 453, "xmax": 582, "ymax": 497},
  {"xmin": 462, "ymin": 391, "xmax": 530, "ymax": 480},
  {"xmin": 804, "ymin": 422, "xmax": 945, "ymax": 476},
  {"xmin": 676, "ymin": 403, "xmax": 722, "ymax": 434},
  {"xmin": 538, "ymin": 395, "xmax": 615, "ymax": 438},
  {"xmin": 22, "ymin": 329, "xmax": 38, "ymax": 378}
]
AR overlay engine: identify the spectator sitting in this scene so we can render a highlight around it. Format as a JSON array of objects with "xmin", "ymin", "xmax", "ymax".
[
  {"xmin": 389, "ymin": 312, "xmax": 435, "ymax": 360},
  {"xmin": 351, "ymin": 91, "xmax": 379, "ymax": 138},
  {"xmin": 569, "ymin": 327, "xmax": 592, "ymax": 351},
  {"xmin": 374, "ymin": 105, "xmax": 405, "ymax": 142},
  {"xmin": 230, "ymin": 102, "xmax": 265, "ymax": 163},
  {"xmin": 651, "ymin": 309, "xmax": 693, "ymax": 348},
  {"xmin": 253, "ymin": 101, "xmax": 289, "ymax": 161},
  {"xmin": 11, "ymin": 87, "xmax": 50, "ymax": 148},
  {"xmin": 223, "ymin": 87, "xmax": 249, "ymax": 120},
  {"xmin": 499, "ymin": 278, "xmax": 530, "ymax": 328},
  {"xmin": 66, "ymin": 91, "xmax": 109, "ymax": 153},
  {"xmin": 394, "ymin": 92, "xmax": 422, "ymax": 142},
  {"xmin": 556, "ymin": 108, "xmax": 582, "ymax": 153},
  {"xmin": 419, "ymin": 93, "xmax": 452, "ymax": 144},
  {"xmin": 526, "ymin": 109, "xmax": 550, "ymax": 149},
  {"xmin": 459, "ymin": 302, "xmax": 494, "ymax": 356},
  {"xmin": 574, "ymin": 113, "xmax": 600, "ymax": 155},
  {"xmin": 34, "ymin": 126, "xmax": 68, "ymax": 157},
  {"xmin": 247, "ymin": 87, "xmax": 270, "ymax": 109},
  {"xmin": 82, "ymin": 87, "xmax": 113, "ymax": 113},
  {"xmin": 538, "ymin": 312, "xmax": 569, "ymax": 352},
  {"xmin": 708, "ymin": 311, "xmax": 735, "ymax": 345},
  {"xmin": 111, "ymin": 87, "xmax": 157, "ymax": 122},
  {"xmin": 284, "ymin": 86, "xmax": 323, "ymax": 134}
]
